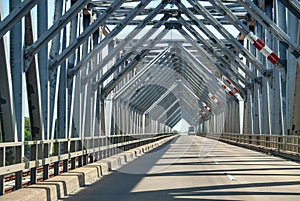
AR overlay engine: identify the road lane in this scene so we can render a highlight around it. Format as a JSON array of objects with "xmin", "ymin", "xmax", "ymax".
[{"xmin": 64, "ymin": 135, "xmax": 300, "ymax": 201}]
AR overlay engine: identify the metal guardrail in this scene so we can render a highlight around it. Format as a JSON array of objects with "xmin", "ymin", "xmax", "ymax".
[
  {"xmin": 197, "ymin": 133, "xmax": 300, "ymax": 159},
  {"xmin": 0, "ymin": 133, "xmax": 174, "ymax": 194}
]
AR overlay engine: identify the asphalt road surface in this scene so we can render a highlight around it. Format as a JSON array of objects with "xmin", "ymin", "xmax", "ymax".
[{"xmin": 64, "ymin": 135, "xmax": 300, "ymax": 201}]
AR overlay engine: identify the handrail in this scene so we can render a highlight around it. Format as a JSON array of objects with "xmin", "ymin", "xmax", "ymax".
[
  {"xmin": 197, "ymin": 133, "xmax": 300, "ymax": 160},
  {"xmin": 0, "ymin": 133, "xmax": 173, "ymax": 177}
]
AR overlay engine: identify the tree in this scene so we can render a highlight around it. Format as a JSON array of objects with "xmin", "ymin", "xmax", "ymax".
[{"xmin": 24, "ymin": 117, "xmax": 31, "ymax": 140}]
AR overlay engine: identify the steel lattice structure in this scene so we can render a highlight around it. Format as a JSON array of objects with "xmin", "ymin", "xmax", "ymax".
[{"xmin": 0, "ymin": 0, "xmax": 299, "ymax": 194}]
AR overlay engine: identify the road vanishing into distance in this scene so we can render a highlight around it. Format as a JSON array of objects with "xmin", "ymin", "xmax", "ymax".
[{"xmin": 64, "ymin": 135, "xmax": 300, "ymax": 201}]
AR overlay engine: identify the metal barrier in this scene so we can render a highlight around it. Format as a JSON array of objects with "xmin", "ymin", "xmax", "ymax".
[
  {"xmin": 0, "ymin": 133, "xmax": 174, "ymax": 194},
  {"xmin": 197, "ymin": 133, "xmax": 300, "ymax": 160}
]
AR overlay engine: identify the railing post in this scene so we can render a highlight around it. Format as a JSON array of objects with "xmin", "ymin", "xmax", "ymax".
[
  {"xmin": 89, "ymin": 153, "xmax": 94, "ymax": 163},
  {"xmin": 283, "ymin": 136, "xmax": 286, "ymax": 152},
  {"xmin": 298, "ymin": 136, "xmax": 300, "ymax": 154},
  {"xmin": 15, "ymin": 171, "xmax": 22, "ymax": 190},
  {"xmin": 63, "ymin": 140, "xmax": 68, "ymax": 172},
  {"xmin": 15, "ymin": 146, "xmax": 23, "ymax": 189},
  {"xmin": 63, "ymin": 159, "xmax": 68, "ymax": 172},
  {"xmin": 30, "ymin": 167, "xmax": 37, "ymax": 184},
  {"xmin": 78, "ymin": 156, "xmax": 83, "ymax": 167},
  {"xmin": 54, "ymin": 142, "xmax": 60, "ymax": 176},
  {"xmin": 0, "ymin": 175, "xmax": 4, "ymax": 195},
  {"xmin": 43, "ymin": 143, "xmax": 49, "ymax": 180},
  {"xmin": 30, "ymin": 144, "xmax": 37, "ymax": 184},
  {"xmin": 0, "ymin": 147, "xmax": 4, "ymax": 195},
  {"xmin": 70, "ymin": 141, "xmax": 76, "ymax": 169},
  {"xmin": 83, "ymin": 154, "xmax": 88, "ymax": 166}
]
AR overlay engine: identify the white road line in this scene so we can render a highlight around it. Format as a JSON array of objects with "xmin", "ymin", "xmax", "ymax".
[
  {"xmin": 214, "ymin": 161, "xmax": 236, "ymax": 181},
  {"xmin": 226, "ymin": 173, "xmax": 236, "ymax": 181}
]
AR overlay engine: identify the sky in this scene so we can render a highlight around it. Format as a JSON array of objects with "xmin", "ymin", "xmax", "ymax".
[{"xmin": 172, "ymin": 119, "xmax": 191, "ymax": 133}]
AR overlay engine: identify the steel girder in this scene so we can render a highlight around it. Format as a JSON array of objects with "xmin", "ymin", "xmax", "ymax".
[
  {"xmin": 101, "ymin": 29, "xmax": 169, "ymax": 97},
  {"xmin": 91, "ymin": 14, "xmax": 170, "ymax": 90},
  {"xmin": 0, "ymin": 0, "xmax": 299, "ymax": 144},
  {"xmin": 0, "ymin": 0, "xmax": 40, "ymax": 38},
  {"xmin": 180, "ymin": 1, "xmax": 270, "ymax": 77},
  {"xmin": 237, "ymin": 0, "xmax": 300, "ymax": 60},
  {"xmin": 82, "ymin": 1, "xmax": 169, "ymax": 83},
  {"xmin": 68, "ymin": 0, "xmax": 154, "ymax": 78},
  {"xmin": 113, "ymin": 45, "xmax": 173, "ymax": 100},
  {"xmin": 0, "ymin": 13, "xmax": 15, "ymax": 142}
]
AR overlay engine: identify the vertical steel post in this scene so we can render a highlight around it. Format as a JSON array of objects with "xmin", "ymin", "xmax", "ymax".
[
  {"xmin": 274, "ymin": 0, "xmax": 287, "ymax": 135},
  {"xmin": 264, "ymin": 0, "xmax": 274, "ymax": 134},
  {"xmin": 25, "ymin": 12, "xmax": 44, "ymax": 140},
  {"xmin": 57, "ymin": 24, "xmax": 68, "ymax": 139},
  {"xmin": 289, "ymin": 13, "xmax": 300, "ymax": 135},
  {"xmin": 100, "ymin": 91, "xmax": 106, "ymax": 136},
  {"xmin": 10, "ymin": 0, "xmax": 24, "ymax": 142},
  {"xmin": 68, "ymin": 0, "xmax": 79, "ymax": 139},
  {"xmin": 81, "ymin": 9, "xmax": 91, "ymax": 141},
  {"xmin": 0, "ymin": 10, "xmax": 15, "ymax": 142},
  {"xmin": 10, "ymin": 0, "xmax": 24, "ymax": 190},
  {"xmin": 37, "ymin": 0, "xmax": 48, "ymax": 140},
  {"xmin": 246, "ymin": 92, "xmax": 254, "ymax": 134},
  {"xmin": 49, "ymin": 0, "xmax": 63, "ymax": 142},
  {"xmin": 110, "ymin": 96, "xmax": 115, "ymax": 136},
  {"xmin": 37, "ymin": 0, "xmax": 50, "ymax": 177}
]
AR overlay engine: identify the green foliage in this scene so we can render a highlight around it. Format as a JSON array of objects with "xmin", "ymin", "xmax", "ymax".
[
  {"xmin": 24, "ymin": 117, "xmax": 31, "ymax": 141},
  {"xmin": 172, "ymin": 130, "xmax": 179, "ymax": 134}
]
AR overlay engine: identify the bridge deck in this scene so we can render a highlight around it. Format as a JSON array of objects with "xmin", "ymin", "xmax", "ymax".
[{"xmin": 64, "ymin": 135, "xmax": 300, "ymax": 201}]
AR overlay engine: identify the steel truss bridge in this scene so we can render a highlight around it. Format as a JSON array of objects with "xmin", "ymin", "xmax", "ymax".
[{"xmin": 0, "ymin": 0, "xmax": 300, "ymax": 200}]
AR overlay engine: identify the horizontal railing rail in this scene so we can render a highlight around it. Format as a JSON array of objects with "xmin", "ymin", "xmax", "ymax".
[{"xmin": 197, "ymin": 133, "xmax": 300, "ymax": 160}]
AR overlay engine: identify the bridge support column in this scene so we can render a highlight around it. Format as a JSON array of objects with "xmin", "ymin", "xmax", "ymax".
[
  {"xmin": 230, "ymin": 104, "xmax": 233, "ymax": 133},
  {"xmin": 274, "ymin": 0, "xmax": 287, "ymax": 135},
  {"xmin": 253, "ymin": 80, "xmax": 261, "ymax": 134},
  {"xmin": 287, "ymin": 12, "xmax": 300, "ymax": 135},
  {"xmin": 100, "ymin": 97, "xmax": 106, "ymax": 136},
  {"xmin": 9, "ymin": 0, "xmax": 25, "ymax": 143},
  {"xmin": 0, "ymin": 9, "xmax": 16, "ymax": 143},
  {"xmin": 246, "ymin": 89, "xmax": 254, "ymax": 134},
  {"xmin": 203, "ymin": 120, "xmax": 209, "ymax": 133}
]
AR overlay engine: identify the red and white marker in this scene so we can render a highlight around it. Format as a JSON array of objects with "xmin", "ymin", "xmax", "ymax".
[
  {"xmin": 202, "ymin": 102, "xmax": 212, "ymax": 112},
  {"xmin": 208, "ymin": 92, "xmax": 222, "ymax": 106},
  {"xmin": 218, "ymin": 80, "xmax": 235, "ymax": 96},
  {"xmin": 246, "ymin": 32, "xmax": 280, "ymax": 65},
  {"xmin": 224, "ymin": 78, "xmax": 239, "ymax": 93}
]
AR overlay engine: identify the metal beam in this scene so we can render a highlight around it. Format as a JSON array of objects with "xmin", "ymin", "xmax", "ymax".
[
  {"xmin": 176, "ymin": 12, "xmax": 258, "ymax": 81},
  {"xmin": 68, "ymin": 0, "xmax": 152, "ymax": 78},
  {"xmin": 237, "ymin": 0, "xmax": 300, "ymax": 59},
  {"xmin": 10, "ymin": 0, "xmax": 24, "ymax": 142},
  {"xmin": 0, "ymin": 0, "xmax": 40, "ymax": 38},
  {"xmin": 24, "ymin": 0, "xmax": 91, "ymax": 70},
  {"xmin": 91, "ymin": 14, "xmax": 169, "ymax": 89},
  {"xmin": 279, "ymin": 0, "xmax": 300, "ymax": 19},
  {"xmin": 101, "ymin": 29, "xmax": 169, "ymax": 97},
  {"xmin": 113, "ymin": 45, "xmax": 173, "ymax": 100},
  {"xmin": 83, "ymin": 1, "xmax": 169, "ymax": 83},
  {"xmin": 184, "ymin": 0, "xmax": 270, "ymax": 76},
  {"xmin": 24, "ymin": 13, "xmax": 44, "ymax": 140},
  {"xmin": 0, "ymin": 13, "xmax": 15, "ymax": 142}
]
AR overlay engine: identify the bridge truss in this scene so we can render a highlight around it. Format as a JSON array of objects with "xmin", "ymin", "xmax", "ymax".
[{"xmin": 0, "ymin": 0, "xmax": 299, "ymax": 194}]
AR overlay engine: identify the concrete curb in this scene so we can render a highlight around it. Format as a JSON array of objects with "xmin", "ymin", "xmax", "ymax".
[{"xmin": 0, "ymin": 135, "xmax": 176, "ymax": 201}]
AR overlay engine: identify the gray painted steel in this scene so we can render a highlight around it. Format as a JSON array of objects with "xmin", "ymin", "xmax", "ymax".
[{"xmin": 0, "ymin": 0, "xmax": 299, "ymax": 195}]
